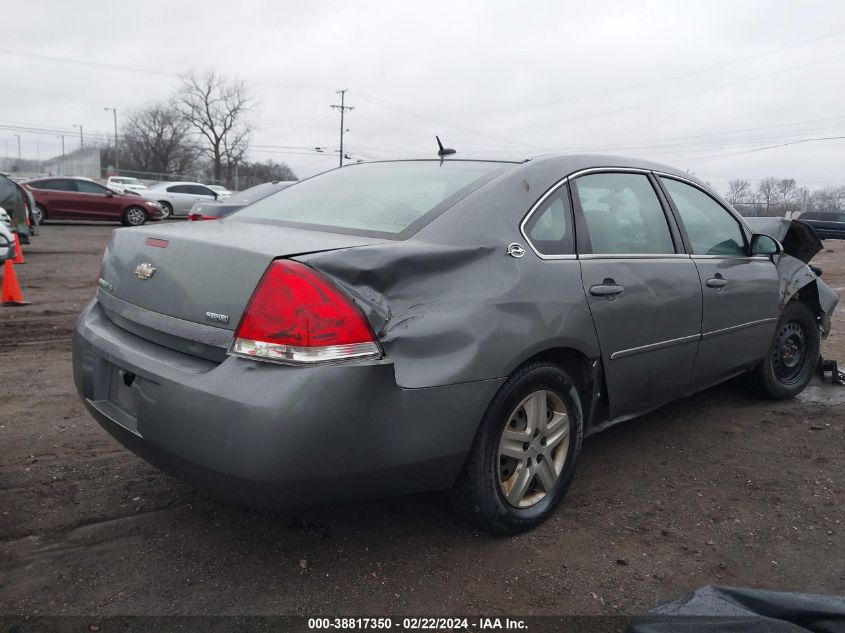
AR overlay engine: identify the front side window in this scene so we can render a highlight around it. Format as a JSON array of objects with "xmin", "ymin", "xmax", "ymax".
[
  {"xmin": 524, "ymin": 188, "xmax": 573, "ymax": 256},
  {"xmin": 190, "ymin": 185, "xmax": 215, "ymax": 196},
  {"xmin": 660, "ymin": 177, "xmax": 746, "ymax": 256},
  {"xmin": 76, "ymin": 180, "xmax": 108, "ymax": 194},
  {"xmin": 573, "ymin": 173, "xmax": 675, "ymax": 255}
]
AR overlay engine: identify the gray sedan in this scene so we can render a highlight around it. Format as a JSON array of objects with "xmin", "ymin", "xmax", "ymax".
[{"xmin": 73, "ymin": 155, "xmax": 838, "ymax": 534}]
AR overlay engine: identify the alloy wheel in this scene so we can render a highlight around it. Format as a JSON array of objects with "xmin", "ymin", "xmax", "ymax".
[
  {"xmin": 125, "ymin": 207, "xmax": 147, "ymax": 226},
  {"xmin": 498, "ymin": 390, "xmax": 570, "ymax": 508}
]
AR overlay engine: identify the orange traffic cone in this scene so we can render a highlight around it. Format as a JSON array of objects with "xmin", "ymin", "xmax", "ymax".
[
  {"xmin": 2, "ymin": 258, "xmax": 30, "ymax": 306},
  {"xmin": 12, "ymin": 233, "xmax": 25, "ymax": 264}
]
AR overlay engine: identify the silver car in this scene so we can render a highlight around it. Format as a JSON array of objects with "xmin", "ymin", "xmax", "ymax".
[
  {"xmin": 73, "ymin": 155, "xmax": 838, "ymax": 534},
  {"xmin": 140, "ymin": 181, "xmax": 219, "ymax": 219}
]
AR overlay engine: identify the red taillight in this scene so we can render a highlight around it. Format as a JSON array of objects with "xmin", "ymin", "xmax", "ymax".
[
  {"xmin": 230, "ymin": 260, "xmax": 381, "ymax": 364},
  {"xmin": 188, "ymin": 213, "xmax": 220, "ymax": 221}
]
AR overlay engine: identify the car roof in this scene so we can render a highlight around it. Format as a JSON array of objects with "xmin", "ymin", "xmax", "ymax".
[
  {"xmin": 345, "ymin": 154, "xmax": 708, "ymax": 189},
  {"xmin": 28, "ymin": 176, "xmax": 100, "ymax": 183},
  {"xmin": 151, "ymin": 181, "xmax": 210, "ymax": 187}
]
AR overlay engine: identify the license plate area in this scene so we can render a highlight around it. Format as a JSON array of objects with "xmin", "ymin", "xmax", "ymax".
[{"xmin": 99, "ymin": 364, "xmax": 142, "ymax": 435}]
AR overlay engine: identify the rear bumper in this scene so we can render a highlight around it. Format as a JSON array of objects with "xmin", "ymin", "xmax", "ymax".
[{"xmin": 73, "ymin": 300, "xmax": 502, "ymax": 507}]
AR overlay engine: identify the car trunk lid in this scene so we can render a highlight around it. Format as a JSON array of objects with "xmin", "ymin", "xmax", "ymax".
[{"xmin": 99, "ymin": 220, "xmax": 386, "ymax": 346}]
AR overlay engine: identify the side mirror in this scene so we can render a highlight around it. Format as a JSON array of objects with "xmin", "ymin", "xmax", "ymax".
[{"xmin": 750, "ymin": 233, "xmax": 782, "ymax": 257}]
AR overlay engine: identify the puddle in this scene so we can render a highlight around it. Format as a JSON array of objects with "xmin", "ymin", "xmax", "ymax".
[{"xmin": 797, "ymin": 377, "xmax": 845, "ymax": 405}]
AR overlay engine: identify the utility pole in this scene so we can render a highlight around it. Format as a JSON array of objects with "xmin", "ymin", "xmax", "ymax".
[
  {"xmin": 330, "ymin": 89, "xmax": 354, "ymax": 167},
  {"xmin": 14, "ymin": 134, "xmax": 21, "ymax": 163},
  {"xmin": 57, "ymin": 135, "xmax": 66, "ymax": 175},
  {"xmin": 74, "ymin": 124, "xmax": 84, "ymax": 148},
  {"xmin": 104, "ymin": 107, "xmax": 119, "ymax": 173}
]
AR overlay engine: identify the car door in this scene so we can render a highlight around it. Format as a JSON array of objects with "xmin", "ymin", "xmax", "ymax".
[
  {"xmin": 572, "ymin": 170, "xmax": 703, "ymax": 420},
  {"xmin": 189, "ymin": 184, "xmax": 218, "ymax": 206},
  {"xmin": 40, "ymin": 179, "xmax": 82, "ymax": 219},
  {"xmin": 657, "ymin": 176, "xmax": 779, "ymax": 387},
  {"xmin": 164, "ymin": 185, "xmax": 196, "ymax": 215},
  {"xmin": 74, "ymin": 180, "xmax": 118, "ymax": 220}
]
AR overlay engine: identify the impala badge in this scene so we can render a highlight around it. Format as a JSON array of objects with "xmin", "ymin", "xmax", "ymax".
[
  {"xmin": 134, "ymin": 262, "xmax": 156, "ymax": 280},
  {"xmin": 205, "ymin": 311, "xmax": 230, "ymax": 324}
]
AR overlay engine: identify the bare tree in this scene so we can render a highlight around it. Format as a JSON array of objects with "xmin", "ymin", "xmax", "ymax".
[
  {"xmin": 123, "ymin": 102, "xmax": 199, "ymax": 175},
  {"xmin": 774, "ymin": 178, "xmax": 798, "ymax": 205},
  {"xmin": 726, "ymin": 179, "xmax": 750, "ymax": 205},
  {"xmin": 757, "ymin": 177, "xmax": 779, "ymax": 211},
  {"xmin": 177, "ymin": 70, "xmax": 253, "ymax": 184}
]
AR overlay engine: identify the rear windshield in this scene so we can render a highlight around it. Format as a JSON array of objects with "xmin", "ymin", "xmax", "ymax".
[{"xmin": 233, "ymin": 161, "xmax": 508, "ymax": 238}]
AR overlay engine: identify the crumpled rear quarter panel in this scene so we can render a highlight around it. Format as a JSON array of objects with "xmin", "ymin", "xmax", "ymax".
[{"xmin": 300, "ymin": 160, "xmax": 602, "ymax": 389}]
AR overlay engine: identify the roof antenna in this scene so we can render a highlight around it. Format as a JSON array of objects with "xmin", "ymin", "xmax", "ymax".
[{"xmin": 436, "ymin": 136, "xmax": 456, "ymax": 160}]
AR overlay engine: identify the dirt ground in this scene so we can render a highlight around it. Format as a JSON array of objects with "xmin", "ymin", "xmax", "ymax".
[{"xmin": 1, "ymin": 223, "xmax": 844, "ymax": 616}]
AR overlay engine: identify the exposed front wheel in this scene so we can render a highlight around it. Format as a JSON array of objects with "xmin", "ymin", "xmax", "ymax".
[
  {"xmin": 158, "ymin": 201, "xmax": 172, "ymax": 220},
  {"xmin": 756, "ymin": 301, "xmax": 820, "ymax": 399},
  {"xmin": 33, "ymin": 204, "xmax": 46, "ymax": 224},
  {"xmin": 451, "ymin": 362, "xmax": 584, "ymax": 535},
  {"xmin": 122, "ymin": 206, "xmax": 148, "ymax": 226}
]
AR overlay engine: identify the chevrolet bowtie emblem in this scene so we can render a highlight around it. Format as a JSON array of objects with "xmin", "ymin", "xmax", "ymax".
[{"xmin": 134, "ymin": 262, "xmax": 156, "ymax": 280}]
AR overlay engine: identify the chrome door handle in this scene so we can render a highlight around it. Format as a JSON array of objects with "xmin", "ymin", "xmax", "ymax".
[
  {"xmin": 706, "ymin": 277, "xmax": 728, "ymax": 288},
  {"xmin": 590, "ymin": 284, "xmax": 624, "ymax": 297}
]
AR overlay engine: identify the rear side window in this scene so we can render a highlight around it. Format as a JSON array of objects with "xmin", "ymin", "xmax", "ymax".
[
  {"xmin": 573, "ymin": 173, "xmax": 675, "ymax": 254},
  {"xmin": 523, "ymin": 187, "xmax": 573, "ymax": 256},
  {"xmin": 168, "ymin": 185, "xmax": 192, "ymax": 194},
  {"xmin": 235, "ymin": 161, "xmax": 508, "ymax": 238},
  {"xmin": 660, "ymin": 177, "xmax": 746, "ymax": 256},
  {"xmin": 32, "ymin": 179, "xmax": 76, "ymax": 192}
]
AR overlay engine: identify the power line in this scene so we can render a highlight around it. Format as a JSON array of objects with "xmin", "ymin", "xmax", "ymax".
[
  {"xmin": 447, "ymin": 27, "xmax": 845, "ymax": 116},
  {"xmin": 494, "ymin": 49, "xmax": 845, "ymax": 133},
  {"xmin": 681, "ymin": 135, "xmax": 845, "ymax": 163}
]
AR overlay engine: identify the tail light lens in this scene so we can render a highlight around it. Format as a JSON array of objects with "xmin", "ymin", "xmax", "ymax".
[
  {"xmin": 189, "ymin": 213, "xmax": 221, "ymax": 221},
  {"xmin": 230, "ymin": 260, "xmax": 381, "ymax": 364}
]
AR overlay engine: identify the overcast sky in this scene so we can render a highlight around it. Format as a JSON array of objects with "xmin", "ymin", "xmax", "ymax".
[{"xmin": 2, "ymin": 0, "xmax": 845, "ymax": 192}]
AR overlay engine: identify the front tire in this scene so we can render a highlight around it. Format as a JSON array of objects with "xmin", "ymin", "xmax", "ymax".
[
  {"xmin": 33, "ymin": 204, "xmax": 46, "ymax": 224},
  {"xmin": 451, "ymin": 362, "xmax": 584, "ymax": 535},
  {"xmin": 756, "ymin": 301, "xmax": 820, "ymax": 399},
  {"xmin": 122, "ymin": 206, "xmax": 148, "ymax": 226},
  {"xmin": 158, "ymin": 201, "xmax": 173, "ymax": 220}
]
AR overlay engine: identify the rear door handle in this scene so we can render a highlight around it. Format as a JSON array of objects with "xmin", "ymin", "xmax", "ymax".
[
  {"xmin": 706, "ymin": 277, "xmax": 728, "ymax": 288},
  {"xmin": 590, "ymin": 284, "xmax": 625, "ymax": 297}
]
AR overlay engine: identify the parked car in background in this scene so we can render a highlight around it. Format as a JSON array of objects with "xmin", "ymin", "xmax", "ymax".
[
  {"xmin": 74, "ymin": 155, "xmax": 837, "ymax": 534},
  {"xmin": 798, "ymin": 211, "xmax": 845, "ymax": 240},
  {"xmin": 26, "ymin": 177, "xmax": 163, "ymax": 226},
  {"xmin": 188, "ymin": 181, "xmax": 296, "ymax": 221},
  {"xmin": 0, "ymin": 173, "xmax": 33, "ymax": 243},
  {"xmin": 139, "ymin": 181, "xmax": 219, "ymax": 218},
  {"xmin": 0, "ymin": 207, "xmax": 16, "ymax": 261},
  {"xmin": 208, "ymin": 185, "xmax": 233, "ymax": 199},
  {"xmin": 106, "ymin": 176, "xmax": 148, "ymax": 194}
]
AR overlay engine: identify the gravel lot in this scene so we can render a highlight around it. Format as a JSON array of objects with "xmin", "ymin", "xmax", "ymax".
[{"xmin": 1, "ymin": 223, "xmax": 844, "ymax": 616}]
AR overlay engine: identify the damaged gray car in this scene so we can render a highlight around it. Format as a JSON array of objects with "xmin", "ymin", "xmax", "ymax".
[{"xmin": 73, "ymin": 155, "xmax": 839, "ymax": 534}]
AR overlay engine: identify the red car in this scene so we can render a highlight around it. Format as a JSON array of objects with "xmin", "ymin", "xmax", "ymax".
[{"xmin": 25, "ymin": 177, "xmax": 164, "ymax": 226}]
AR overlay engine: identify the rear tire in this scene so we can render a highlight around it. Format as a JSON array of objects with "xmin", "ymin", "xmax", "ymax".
[
  {"xmin": 122, "ymin": 206, "xmax": 148, "ymax": 226},
  {"xmin": 755, "ymin": 301, "xmax": 820, "ymax": 399},
  {"xmin": 451, "ymin": 362, "xmax": 584, "ymax": 535}
]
